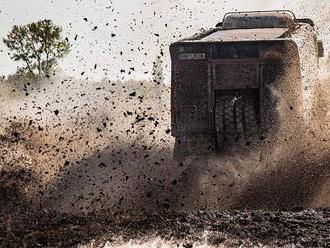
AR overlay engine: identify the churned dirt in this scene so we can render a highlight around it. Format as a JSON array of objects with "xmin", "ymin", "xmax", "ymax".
[
  {"xmin": 1, "ymin": 209, "xmax": 330, "ymax": 247},
  {"xmin": 1, "ymin": 73, "xmax": 330, "ymax": 247}
]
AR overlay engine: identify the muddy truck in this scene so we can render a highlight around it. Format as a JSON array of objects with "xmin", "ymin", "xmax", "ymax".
[{"xmin": 170, "ymin": 10, "xmax": 324, "ymax": 157}]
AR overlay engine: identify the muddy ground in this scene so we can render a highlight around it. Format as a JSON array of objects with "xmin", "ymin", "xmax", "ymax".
[{"xmin": 1, "ymin": 208, "xmax": 330, "ymax": 247}]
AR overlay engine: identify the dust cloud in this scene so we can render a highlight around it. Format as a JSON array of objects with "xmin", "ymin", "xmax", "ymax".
[
  {"xmin": 1, "ymin": 2, "xmax": 330, "ymax": 216},
  {"xmin": 0, "ymin": 55, "xmax": 330, "ymax": 216}
]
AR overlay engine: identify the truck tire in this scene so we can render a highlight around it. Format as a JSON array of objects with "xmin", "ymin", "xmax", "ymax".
[
  {"xmin": 215, "ymin": 98, "xmax": 225, "ymax": 147},
  {"xmin": 215, "ymin": 95, "xmax": 259, "ymax": 150},
  {"xmin": 215, "ymin": 96, "xmax": 237, "ymax": 148},
  {"xmin": 235, "ymin": 97, "xmax": 245, "ymax": 142},
  {"xmin": 243, "ymin": 97, "xmax": 258, "ymax": 137},
  {"xmin": 223, "ymin": 97, "xmax": 236, "ymax": 144}
]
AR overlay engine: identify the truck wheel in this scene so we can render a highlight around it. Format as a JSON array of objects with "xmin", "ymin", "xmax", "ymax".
[
  {"xmin": 215, "ymin": 98, "xmax": 225, "ymax": 147},
  {"xmin": 235, "ymin": 97, "xmax": 245, "ymax": 142},
  {"xmin": 243, "ymin": 97, "xmax": 258, "ymax": 137},
  {"xmin": 215, "ymin": 95, "xmax": 259, "ymax": 150},
  {"xmin": 223, "ymin": 97, "xmax": 236, "ymax": 144},
  {"xmin": 215, "ymin": 96, "xmax": 237, "ymax": 148}
]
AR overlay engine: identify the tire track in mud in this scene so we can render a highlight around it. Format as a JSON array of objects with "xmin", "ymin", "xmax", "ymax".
[{"xmin": 2, "ymin": 209, "xmax": 330, "ymax": 247}]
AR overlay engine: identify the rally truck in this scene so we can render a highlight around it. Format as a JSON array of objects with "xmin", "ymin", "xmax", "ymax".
[{"xmin": 170, "ymin": 10, "xmax": 324, "ymax": 157}]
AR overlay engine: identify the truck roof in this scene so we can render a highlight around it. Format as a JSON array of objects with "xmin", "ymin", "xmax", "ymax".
[
  {"xmin": 222, "ymin": 11, "xmax": 295, "ymax": 30},
  {"xmin": 177, "ymin": 26, "xmax": 291, "ymax": 43},
  {"xmin": 201, "ymin": 28, "xmax": 288, "ymax": 42},
  {"xmin": 173, "ymin": 11, "xmax": 315, "ymax": 44}
]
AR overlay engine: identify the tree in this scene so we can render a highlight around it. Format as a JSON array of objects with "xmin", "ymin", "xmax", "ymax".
[{"xmin": 3, "ymin": 19, "xmax": 70, "ymax": 78}]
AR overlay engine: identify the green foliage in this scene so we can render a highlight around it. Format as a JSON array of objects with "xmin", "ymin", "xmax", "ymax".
[{"xmin": 3, "ymin": 20, "xmax": 70, "ymax": 78}]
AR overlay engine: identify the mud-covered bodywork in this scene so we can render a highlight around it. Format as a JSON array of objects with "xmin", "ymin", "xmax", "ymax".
[{"xmin": 170, "ymin": 11, "xmax": 322, "ymax": 156}]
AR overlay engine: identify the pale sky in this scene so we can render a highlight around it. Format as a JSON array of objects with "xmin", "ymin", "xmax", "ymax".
[{"xmin": 0, "ymin": 0, "xmax": 329, "ymax": 82}]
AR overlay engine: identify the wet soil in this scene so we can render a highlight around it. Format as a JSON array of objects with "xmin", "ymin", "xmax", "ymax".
[{"xmin": 1, "ymin": 208, "xmax": 330, "ymax": 247}]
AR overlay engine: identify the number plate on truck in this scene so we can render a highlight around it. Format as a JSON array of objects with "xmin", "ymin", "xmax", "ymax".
[{"xmin": 180, "ymin": 53, "xmax": 206, "ymax": 60}]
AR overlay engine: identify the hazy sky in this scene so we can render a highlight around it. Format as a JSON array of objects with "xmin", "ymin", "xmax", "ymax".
[{"xmin": 0, "ymin": 0, "xmax": 328, "ymax": 82}]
